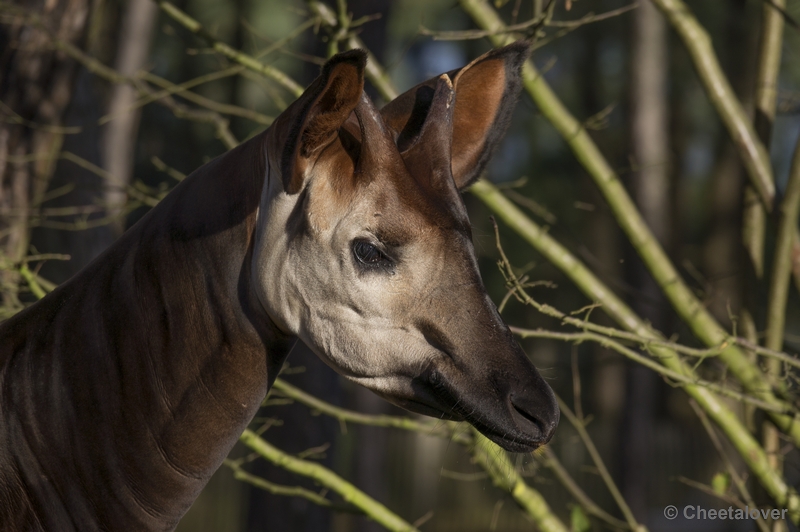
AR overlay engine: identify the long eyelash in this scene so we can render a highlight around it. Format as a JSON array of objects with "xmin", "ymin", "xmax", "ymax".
[{"xmin": 352, "ymin": 239, "xmax": 395, "ymax": 274}]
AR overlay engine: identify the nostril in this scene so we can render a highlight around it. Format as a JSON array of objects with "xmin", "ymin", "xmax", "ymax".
[
  {"xmin": 512, "ymin": 402, "xmax": 540, "ymax": 428},
  {"xmin": 511, "ymin": 402, "xmax": 546, "ymax": 437},
  {"xmin": 509, "ymin": 395, "xmax": 560, "ymax": 444}
]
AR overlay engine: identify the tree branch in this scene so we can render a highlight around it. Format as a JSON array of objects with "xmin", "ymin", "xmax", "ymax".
[
  {"xmin": 538, "ymin": 447, "xmax": 631, "ymax": 530},
  {"xmin": 153, "ymin": 0, "xmax": 304, "ymax": 97},
  {"xmin": 649, "ymin": 0, "xmax": 775, "ymax": 209},
  {"xmin": 469, "ymin": 428, "xmax": 569, "ymax": 532},
  {"xmin": 557, "ymin": 399, "xmax": 642, "ymax": 530},
  {"xmin": 457, "ymin": 0, "xmax": 800, "ymax": 449},
  {"xmin": 224, "ymin": 459, "xmax": 363, "ymax": 514},
  {"xmin": 470, "ymin": 179, "xmax": 800, "ymax": 521},
  {"xmin": 239, "ymin": 429, "xmax": 419, "ymax": 531}
]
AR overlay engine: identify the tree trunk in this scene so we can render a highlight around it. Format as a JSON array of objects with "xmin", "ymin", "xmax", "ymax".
[
  {"xmin": 102, "ymin": 0, "xmax": 158, "ymax": 234},
  {"xmin": 621, "ymin": 0, "xmax": 670, "ymax": 520},
  {"xmin": 0, "ymin": 0, "xmax": 93, "ymax": 311}
]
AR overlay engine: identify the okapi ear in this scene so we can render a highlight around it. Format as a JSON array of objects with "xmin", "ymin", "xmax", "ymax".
[
  {"xmin": 270, "ymin": 49, "xmax": 366, "ymax": 194},
  {"xmin": 381, "ymin": 41, "xmax": 530, "ymax": 190}
]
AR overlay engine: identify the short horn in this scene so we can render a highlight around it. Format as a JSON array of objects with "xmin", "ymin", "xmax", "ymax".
[{"xmin": 354, "ymin": 91, "xmax": 403, "ymax": 174}]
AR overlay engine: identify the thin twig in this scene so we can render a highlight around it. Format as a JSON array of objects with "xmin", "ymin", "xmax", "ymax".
[
  {"xmin": 538, "ymin": 447, "xmax": 631, "ymax": 529},
  {"xmin": 420, "ymin": 3, "xmax": 637, "ymax": 40},
  {"xmin": 458, "ymin": 0, "xmax": 800, "ymax": 449},
  {"xmin": 558, "ymin": 398, "xmax": 641, "ymax": 530},
  {"xmin": 470, "ymin": 181, "xmax": 797, "ymax": 517},
  {"xmin": 239, "ymin": 430, "xmax": 419, "ymax": 532},
  {"xmin": 1, "ymin": 151, "xmax": 160, "ymax": 207},
  {"xmin": 469, "ymin": 429, "xmax": 569, "ymax": 532},
  {"xmin": 511, "ymin": 328, "xmax": 791, "ymax": 414},
  {"xmin": 154, "ymin": 0, "xmax": 304, "ymax": 97},
  {"xmin": 46, "ymin": 34, "xmax": 240, "ymax": 149},
  {"xmin": 675, "ymin": 476, "xmax": 747, "ymax": 510},
  {"xmin": 688, "ymin": 401, "xmax": 770, "ymax": 532},
  {"xmin": 224, "ymin": 459, "xmax": 363, "ymax": 514}
]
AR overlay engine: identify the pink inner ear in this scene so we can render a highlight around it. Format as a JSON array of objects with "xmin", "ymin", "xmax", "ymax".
[{"xmin": 451, "ymin": 59, "xmax": 506, "ymax": 187}]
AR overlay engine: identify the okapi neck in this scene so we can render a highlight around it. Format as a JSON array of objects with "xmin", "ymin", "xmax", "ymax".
[{"xmin": 0, "ymin": 130, "xmax": 293, "ymax": 529}]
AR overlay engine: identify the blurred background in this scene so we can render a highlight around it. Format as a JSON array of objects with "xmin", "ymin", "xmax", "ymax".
[{"xmin": 2, "ymin": 0, "xmax": 800, "ymax": 530}]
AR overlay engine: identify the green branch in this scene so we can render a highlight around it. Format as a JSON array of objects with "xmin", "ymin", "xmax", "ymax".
[
  {"xmin": 225, "ymin": 459, "xmax": 362, "ymax": 514},
  {"xmin": 471, "ymin": 179, "xmax": 800, "ymax": 521},
  {"xmin": 154, "ymin": 0, "xmax": 304, "ymax": 97},
  {"xmin": 649, "ymin": 0, "xmax": 774, "ymax": 209},
  {"xmin": 469, "ymin": 429, "xmax": 569, "ymax": 532},
  {"xmin": 273, "ymin": 378, "xmax": 571, "ymax": 530},
  {"xmin": 457, "ymin": 0, "xmax": 800, "ymax": 447},
  {"xmin": 240, "ymin": 429, "xmax": 419, "ymax": 532},
  {"xmin": 766, "ymin": 134, "xmax": 800, "ymax": 352},
  {"xmin": 271, "ymin": 379, "xmax": 466, "ymax": 442},
  {"xmin": 557, "ymin": 399, "xmax": 642, "ymax": 531},
  {"xmin": 18, "ymin": 264, "xmax": 46, "ymax": 299}
]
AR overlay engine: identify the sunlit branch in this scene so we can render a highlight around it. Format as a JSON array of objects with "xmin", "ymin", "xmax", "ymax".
[
  {"xmin": 270, "ymin": 379, "xmax": 467, "ymax": 443},
  {"xmin": 470, "ymin": 179, "xmax": 799, "ymax": 519},
  {"xmin": 154, "ymin": 0, "xmax": 304, "ymax": 97},
  {"xmin": 469, "ymin": 429, "xmax": 569, "ymax": 532},
  {"xmin": 512, "ymin": 328, "xmax": 790, "ymax": 414},
  {"xmin": 649, "ymin": 0, "xmax": 775, "ymax": 209},
  {"xmin": 457, "ymin": 0, "xmax": 800, "ymax": 449},
  {"xmin": 224, "ymin": 459, "xmax": 363, "ymax": 514},
  {"xmin": 239, "ymin": 430, "xmax": 420, "ymax": 532}
]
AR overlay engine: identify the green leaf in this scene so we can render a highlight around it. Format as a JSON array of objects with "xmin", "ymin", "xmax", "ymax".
[
  {"xmin": 570, "ymin": 505, "xmax": 591, "ymax": 532},
  {"xmin": 711, "ymin": 472, "xmax": 730, "ymax": 495}
]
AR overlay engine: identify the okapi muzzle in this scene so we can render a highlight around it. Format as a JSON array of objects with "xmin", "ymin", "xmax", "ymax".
[{"xmin": 0, "ymin": 41, "xmax": 558, "ymax": 531}]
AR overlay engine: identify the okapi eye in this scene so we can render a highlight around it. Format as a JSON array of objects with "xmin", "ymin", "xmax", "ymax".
[{"xmin": 352, "ymin": 239, "xmax": 393, "ymax": 272}]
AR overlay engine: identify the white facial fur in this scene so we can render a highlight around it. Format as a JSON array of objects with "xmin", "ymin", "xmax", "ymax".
[{"xmin": 252, "ymin": 163, "xmax": 452, "ymax": 401}]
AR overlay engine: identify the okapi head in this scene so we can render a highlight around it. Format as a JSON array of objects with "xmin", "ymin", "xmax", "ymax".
[{"xmin": 255, "ymin": 42, "xmax": 559, "ymax": 452}]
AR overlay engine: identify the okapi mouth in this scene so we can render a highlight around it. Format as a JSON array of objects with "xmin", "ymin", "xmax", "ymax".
[{"xmin": 398, "ymin": 364, "xmax": 559, "ymax": 453}]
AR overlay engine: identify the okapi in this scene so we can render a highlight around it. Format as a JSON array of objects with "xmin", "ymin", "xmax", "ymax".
[{"xmin": 0, "ymin": 42, "xmax": 559, "ymax": 530}]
